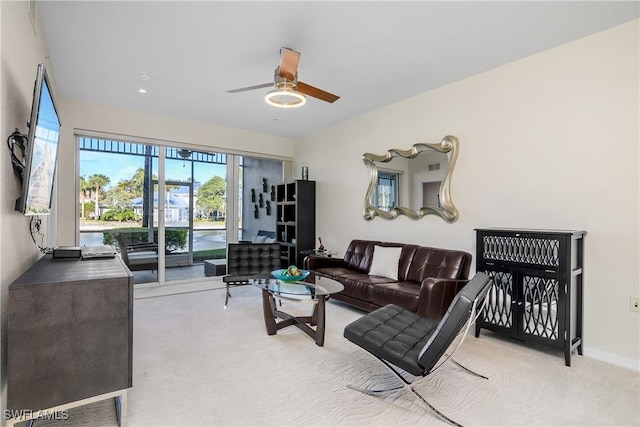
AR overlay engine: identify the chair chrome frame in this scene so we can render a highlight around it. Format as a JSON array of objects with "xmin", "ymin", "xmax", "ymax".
[{"xmin": 345, "ymin": 273, "xmax": 491, "ymax": 427}]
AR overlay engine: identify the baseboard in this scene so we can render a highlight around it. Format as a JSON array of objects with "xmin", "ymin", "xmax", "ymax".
[
  {"xmin": 583, "ymin": 346, "xmax": 640, "ymax": 372},
  {"xmin": 474, "ymin": 328, "xmax": 640, "ymax": 372},
  {"xmin": 134, "ymin": 281, "xmax": 225, "ymax": 299}
]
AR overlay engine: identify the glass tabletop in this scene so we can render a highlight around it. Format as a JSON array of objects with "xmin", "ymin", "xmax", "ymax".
[
  {"xmin": 250, "ymin": 274, "xmax": 344, "ymax": 300},
  {"xmin": 300, "ymin": 249, "xmax": 338, "ymax": 257}
]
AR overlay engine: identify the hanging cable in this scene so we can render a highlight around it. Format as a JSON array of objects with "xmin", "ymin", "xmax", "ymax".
[
  {"xmin": 29, "ymin": 216, "xmax": 53, "ymax": 254},
  {"xmin": 7, "ymin": 129, "xmax": 26, "ymax": 182}
]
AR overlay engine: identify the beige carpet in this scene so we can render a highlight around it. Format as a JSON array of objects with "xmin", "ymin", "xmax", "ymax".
[{"xmin": 30, "ymin": 285, "xmax": 639, "ymax": 426}]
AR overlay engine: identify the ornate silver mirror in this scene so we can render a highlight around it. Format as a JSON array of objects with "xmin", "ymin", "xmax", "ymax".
[{"xmin": 363, "ymin": 135, "xmax": 459, "ymax": 222}]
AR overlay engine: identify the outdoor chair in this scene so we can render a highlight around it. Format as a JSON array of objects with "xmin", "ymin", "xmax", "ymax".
[
  {"xmin": 343, "ymin": 272, "xmax": 491, "ymax": 427},
  {"xmin": 222, "ymin": 242, "xmax": 281, "ymax": 308},
  {"xmin": 115, "ymin": 233, "xmax": 158, "ymax": 272}
]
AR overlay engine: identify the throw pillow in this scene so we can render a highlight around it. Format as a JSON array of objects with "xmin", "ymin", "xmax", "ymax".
[
  {"xmin": 368, "ymin": 245, "xmax": 402, "ymax": 281},
  {"xmin": 251, "ymin": 235, "xmax": 267, "ymax": 243},
  {"xmin": 265, "ymin": 237, "xmax": 276, "ymax": 244}
]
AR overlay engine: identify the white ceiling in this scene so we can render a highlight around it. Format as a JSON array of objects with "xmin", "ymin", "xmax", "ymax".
[{"xmin": 37, "ymin": 1, "xmax": 639, "ymax": 139}]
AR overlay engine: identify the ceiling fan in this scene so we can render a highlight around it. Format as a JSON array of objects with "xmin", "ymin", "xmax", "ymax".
[{"xmin": 227, "ymin": 47, "xmax": 340, "ymax": 108}]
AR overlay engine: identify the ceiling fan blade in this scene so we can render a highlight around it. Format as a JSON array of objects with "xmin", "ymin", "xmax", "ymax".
[
  {"xmin": 297, "ymin": 82, "xmax": 340, "ymax": 103},
  {"xmin": 226, "ymin": 82, "xmax": 273, "ymax": 93},
  {"xmin": 279, "ymin": 47, "xmax": 300, "ymax": 81}
]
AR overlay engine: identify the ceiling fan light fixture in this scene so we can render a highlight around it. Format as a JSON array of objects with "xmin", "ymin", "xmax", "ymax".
[{"xmin": 265, "ymin": 88, "xmax": 306, "ymax": 108}]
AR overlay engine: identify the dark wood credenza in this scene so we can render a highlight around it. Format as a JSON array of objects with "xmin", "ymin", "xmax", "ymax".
[{"xmin": 7, "ymin": 255, "xmax": 133, "ymax": 426}]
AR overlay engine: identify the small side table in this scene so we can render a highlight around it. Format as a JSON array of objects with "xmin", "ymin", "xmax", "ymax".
[
  {"xmin": 204, "ymin": 259, "xmax": 226, "ymax": 276},
  {"xmin": 300, "ymin": 249, "xmax": 338, "ymax": 258}
]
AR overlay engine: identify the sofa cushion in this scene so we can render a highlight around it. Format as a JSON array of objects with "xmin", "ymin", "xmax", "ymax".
[
  {"xmin": 314, "ymin": 268, "xmax": 393, "ymax": 302},
  {"xmin": 370, "ymin": 281, "xmax": 420, "ymax": 312},
  {"xmin": 343, "ymin": 240, "xmax": 380, "ymax": 273},
  {"xmin": 251, "ymin": 235, "xmax": 267, "ymax": 243},
  {"xmin": 395, "ymin": 244, "xmax": 419, "ymax": 281},
  {"xmin": 406, "ymin": 247, "xmax": 470, "ymax": 282},
  {"xmin": 369, "ymin": 246, "xmax": 402, "ymax": 280}
]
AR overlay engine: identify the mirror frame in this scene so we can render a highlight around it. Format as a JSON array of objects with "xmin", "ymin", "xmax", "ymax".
[{"xmin": 363, "ymin": 135, "xmax": 459, "ymax": 222}]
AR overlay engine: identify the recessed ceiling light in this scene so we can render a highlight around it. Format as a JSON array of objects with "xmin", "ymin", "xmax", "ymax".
[
  {"xmin": 139, "ymin": 73, "xmax": 151, "ymax": 81},
  {"xmin": 138, "ymin": 88, "xmax": 147, "ymax": 94}
]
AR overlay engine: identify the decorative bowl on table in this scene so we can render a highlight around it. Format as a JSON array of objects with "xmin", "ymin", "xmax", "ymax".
[{"xmin": 271, "ymin": 269, "xmax": 310, "ymax": 282}]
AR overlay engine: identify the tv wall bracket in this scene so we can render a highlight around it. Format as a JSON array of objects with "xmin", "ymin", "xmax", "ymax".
[{"xmin": 7, "ymin": 128, "xmax": 26, "ymax": 184}]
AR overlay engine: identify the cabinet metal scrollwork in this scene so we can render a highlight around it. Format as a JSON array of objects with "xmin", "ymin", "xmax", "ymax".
[{"xmin": 363, "ymin": 135, "xmax": 459, "ymax": 222}]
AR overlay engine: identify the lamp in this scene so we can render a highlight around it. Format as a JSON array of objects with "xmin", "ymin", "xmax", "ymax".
[{"xmin": 265, "ymin": 81, "xmax": 306, "ymax": 108}]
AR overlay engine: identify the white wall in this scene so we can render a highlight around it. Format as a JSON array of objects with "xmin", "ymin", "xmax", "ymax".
[
  {"xmin": 296, "ymin": 20, "xmax": 640, "ymax": 369},
  {"xmin": 0, "ymin": 0, "xmax": 55, "ymax": 420},
  {"xmin": 56, "ymin": 99, "xmax": 294, "ymax": 246}
]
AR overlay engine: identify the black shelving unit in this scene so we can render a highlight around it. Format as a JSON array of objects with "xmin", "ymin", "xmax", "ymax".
[
  {"xmin": 475, "ymin": 228, "xmax": 586, "ymax": 366},
  {"xmin": 276, "ymin": 180, "xmax": 316, "ymax": 267}
]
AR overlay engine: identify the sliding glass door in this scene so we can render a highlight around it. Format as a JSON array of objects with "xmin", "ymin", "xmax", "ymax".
[
  {"xmin": 155, "ymin": 147, "xmax": 228, "ymax": 284},
  {"xmin": 79, "ymin": 137, "xmax": 161, "ymax": 284},
  {"xmin": 78, "ymin": 134, "xmax": 285, "ymax": 286}
]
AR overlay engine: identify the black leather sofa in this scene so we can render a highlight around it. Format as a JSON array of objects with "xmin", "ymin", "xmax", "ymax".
[{"xmin": 304, "ymin": 239, "xmax": 472, "ymax": 320}]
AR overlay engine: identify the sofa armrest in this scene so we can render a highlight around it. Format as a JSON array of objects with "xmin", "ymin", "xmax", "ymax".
[
  {"xmin": 416, "ymin": 278, "xmax": 469, "ymax": 321},
  {"xmin": 304, "ymin": 255, "xmax": 345, "ymax": 271}
]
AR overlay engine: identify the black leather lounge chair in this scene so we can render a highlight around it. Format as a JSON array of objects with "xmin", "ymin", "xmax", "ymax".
[
  {"xmin": 222, "ymin": 242, "xmax": 281, "ymax": 308},
  {"xmin": 343, "ymin": 272, "xmax": 491, "ymax": 427}
]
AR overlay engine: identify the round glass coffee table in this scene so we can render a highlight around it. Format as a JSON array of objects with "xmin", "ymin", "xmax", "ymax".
[{"xmin": 250, "ymin": 274, "xmax": 344, "ymax": 346}]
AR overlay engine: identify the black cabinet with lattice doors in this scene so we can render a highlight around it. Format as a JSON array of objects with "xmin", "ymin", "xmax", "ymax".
[{"xmin": 474, "ymin": 228, "xmax": 586, "ymax": 366}]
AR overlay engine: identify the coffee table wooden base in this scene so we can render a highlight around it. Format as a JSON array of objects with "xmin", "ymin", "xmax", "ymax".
[{"xmin": 261, "ymin": 288, "xmax": 327, "ymax": 346}]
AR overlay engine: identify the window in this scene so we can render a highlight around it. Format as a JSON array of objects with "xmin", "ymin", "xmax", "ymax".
[{"xmin": 374, "ymin": 171, "xmax": 400, "ymax": 210}]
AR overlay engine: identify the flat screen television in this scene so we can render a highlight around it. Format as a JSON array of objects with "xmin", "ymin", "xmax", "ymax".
[{"xmin": 16, "ymin": 63, "xmax": 62, "ymax": 215}]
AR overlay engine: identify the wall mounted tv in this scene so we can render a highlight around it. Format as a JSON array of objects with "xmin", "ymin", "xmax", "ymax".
[{"xmin": 15, "ymin": 63, "xmax": 61, "ymax": 215}]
